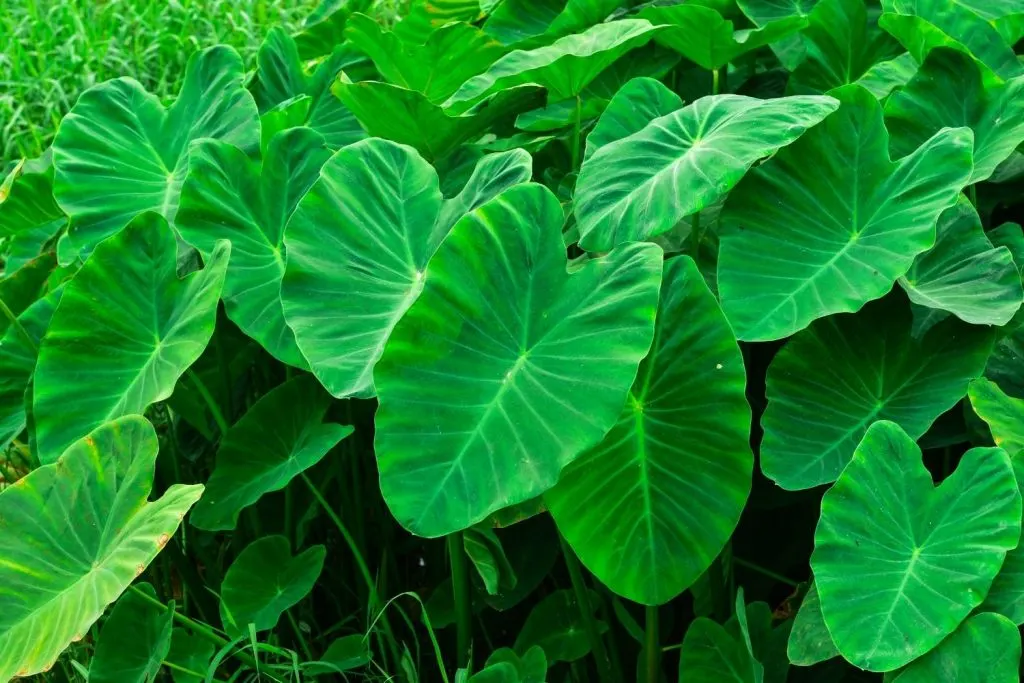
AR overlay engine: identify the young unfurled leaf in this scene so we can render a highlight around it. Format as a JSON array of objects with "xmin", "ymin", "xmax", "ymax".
[
  {"xmin": 719, "ymin": 84, "xmax": 973, "ymax": 341},
  {"xmin": 576, "ymin": 93, "xmax": 837, "ymax": 252},
  {"xmin": 34, "ymin": 213, "xmax": 229, "ymax": 463},
  {"xmin": 250, "ymin": 28, "xmax": 366, "ymax": 149},
  {"xmin": 761, "ymin": 296, "xmax": 993, "ymax": 490},
  {"xmin": 812, "ymin": 421, "xmax": 1020, "ymax": 671},
  {"xmin": 0, "ymin": 417, "xmax": 203, "ymax": 680},
  {"xmin": 374, "ymin": 183, "xmax": 662, "ymax": 537},
  {"xmin": 219, "ymin": 535, "xmax": 325, "ymax": 637},
  {"xmin": 282, "ymin": 140, "xmax": 531, "ymax": 399},
  {"xmin": 898, "ymin": 197, "xmax": 1022, "ymax": 326},
  {"xmin": 547, "ymin": 257, "xmax": 752, "ymax": 606},
  {"xmin": 885, "ymin": 47, "xmax": 1024, "ymax": 184},
  {"xmin": 446, "ymin": 20, "xmax": 661, "ymax": 110},
  {"xmin": 52, "ymin": 46, "xmax": 258, "ymax": 261},
  {"xmin": 190, "ymin": 375, "xmax": 354, "ymax": 531},
  {"xmin": 639, "ymin": 4, "xmax": 806, "ymax": 71},
  {"xmin": 176, "ymin": 127, "xmax": 331, "ymax": 367},
  {"xmin": 346, "ymin": 14, "xmax": 506, "ymax": 103},
  {"xmin": 888, "ymin": 613, "xmax": 1021, "ymax": 683},
  {"xmin": 88, "ymin": 584, "xmax": 174, "ymax": 683}
]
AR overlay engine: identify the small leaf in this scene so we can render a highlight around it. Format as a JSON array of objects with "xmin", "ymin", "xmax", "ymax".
[
  {"xmin": 219, "ymin": 535, "xmax": 326, "ymax": 637},
  {"xmin": 514, "ymin": 589, "xmax": 607, "ymax": 663},
  {"xmin": 34, "ymin": 213, "xmax": 229, "ymax": 463},
  {"xmin": 718, "ymin": 84, "xmax": 973, "ymax": 341},
  {"xmin": 0, "ymin": 416, "xmax": 203, "ymax": 680},
  {"xmin": 889, "ymin": 613, "xmax": 1021, "ymax": 683},
  {"xmin": 678, "ymin": 616, "xmax": 763, "ymax": 682},
  {"xmin": 969, "ymin": 378, "xmax": 1024, "ymax": 455},
  {"xmin": 812, "ymin": 421, "xmax": 1021, "ymax": 671},
  {"xmin": 190, "ymin": 375, "xmax": 353, "ymax": 531},
  {"xmin": 787, "ymin": 583, "xmax": 839, "ymax": 666},
  {"xmin": 166, "ymin": 628, "xmax": 214, "ymax": 683},
  {"xmin": 761, "ymin": 296, "xmax": 993, "ymax": 490},
  {"xmin": 464, "ymin": 527, "xmax": 518, "ymax": 595},
  {"xmin": 88, "ymin": 584, "xmax": 174, "ymax": 683},
  {"xmin": 303, "ymin": 635, "xmax": 372, "ymax": 675},
  {"xmin": 374, "ymin": 183, "xmax": 662, "ymax": 536}
]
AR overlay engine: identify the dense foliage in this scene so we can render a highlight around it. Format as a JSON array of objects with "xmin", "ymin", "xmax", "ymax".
[{"xmin": 1, "ymin": 0, "xmax": 1024, "ymax": 681}]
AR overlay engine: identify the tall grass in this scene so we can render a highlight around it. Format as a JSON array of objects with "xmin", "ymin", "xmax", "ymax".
[{"xmin": 1, "ymin": 0, "xmax": 317, "ymax": 166}]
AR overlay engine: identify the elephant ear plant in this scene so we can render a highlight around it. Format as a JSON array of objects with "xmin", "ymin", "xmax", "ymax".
[{"xmin": 1, "ymin": 0, "xmax": 1024, "ymax": 680}]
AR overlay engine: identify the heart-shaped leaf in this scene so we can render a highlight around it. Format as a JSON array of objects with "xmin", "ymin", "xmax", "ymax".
[
  {"xmin": 547, "ymin": 256, "xmax": 752, "ymax": 605},
  {"xmin": 34, "ymin": 213, "xmax": 229, "ymax": 463},
  {"xmin": 190, "ymin": 375, "xmax": 354, "ymax": 531},
  {"xmin": 514, "ymin": 589, "xmax": 607, "ymax": 663},
  {"xmin": 176, "ymin": 127, "xmax": 330, "ymax": 367},
  {"xmin": 51, "ymin": 46, "xmax": 258, "ymax": 261},
  {"xmin": 0, "ymin": 416, "xmax": 203, "ymax": 680},
  {"xmin": 88, "ymin": 584, "xmax": 174, "ymax": 683},
  {"xmin": 789, "ymin": 0, "xmax": 902, "ymax": 92},
  {"xmin": 889, "ymin": 613, "xmax": 1021, "ymax": 683},
  {"xmin": 575, "ymin": 93, "xmax": 837, "ymax": 251},
  {"xmin": 219, "ymin": 535, "xmax": 325, "ymax": 637},
  {"xmin": 346, "ymin": 14, "xmax": 506, "ymax": 103},
  {"xmin": 283, "ymin": 140, "xmax": 531, "ymax": 399},
  {"xmin": 447, "ymin": 19, "xmax": 661, "ymax": 109},
  {"xmin": 639, "ymin": 4, "xmax": 806, "ymax": 71},
  {"xmin": 718, "ymin": 84, "xmax": 973, "ymax": 341},
  {"xmin": 898, "ymin": 197, "xmax": 1022, "ymax": 326},
  {"xmin": 250, "ymin": 28, "xmax": 366, "ymax": 149},
  {"xmin": 584, "ymin": 76, "xmax": 682, "ymax": 160},
  {"xmin": 812, "ymin": 420, "xmax": 1021, "ymax": 671},
  {"xmin": 334, "ymin": 79, "xmax": 543, "ymax": 160},
  {"xmin": 374, "ymin": 183, "xmax": 662, "ymax": 537},
  {"xmin": 885, "ymin": 48, "xmax": 1024, "ymax": 184},
  {"xmin": 761, "ymin": 296, "xmax": 993, "ymax": 490}
]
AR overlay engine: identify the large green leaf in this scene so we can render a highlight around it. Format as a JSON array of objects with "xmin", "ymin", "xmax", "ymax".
[
  {"xmin": 333, "ymin": 79, "xmax": 543, "ymax": 160},
  {"xmin": 880, "ymin": 0, "xmax": 1022, "ymax": 81},
  {"xmin": 575, "ymin": 93, "xmax": 837, "ymax": 251},
  {"xmin": 981, "ymin": 456, "xmax": 1024, "ymax": 625},
  {"xmin": 176, "ymin": 128, "xmax": 330, "ymax": 367},
  {"xmin": 639, "ymin": 4, "xmax": 806, "ymax": 71},
  {"xmin": 282, "ymin": 140, "xmax": 531, "ymax": 399},
  {"xmin": 761, "ymin": 296, "xmax": 992, "ymax": 490},
  {"xmin": 0, "ymin": 416, "xmax": 203, "ymax": 680},
  {"xmin": 446, "ymin": 19, "xmax": 661, "ymax": 109},
  {"xmin": 250, "ymin": 28, "xmax": 366, "ymax": 149},
  {"xmin": 889, "ymin": 613, "xmax": 1021, "ymax": 683},
  {"xmin": 885, "ymin": 48, "xmax": 1024, "ymax": 184},
  {"xmin": 584, "ymin": 77, "xmax": 682, "ymax": 160},
  {"xmin": 219, "ymin": 535, "xmax": 325, "ymax": 637},
  {"xmin": 787, "ymin": 583, "xmax": 839, "ymax": 666},
  {"xmin": 546, "ymin": 256, "xmax": 752, "ymax": 605},
  {"xmin": 898, "ymin": 197, "xmax": 1021, "ymax": 326},
  {"xmin": 191, "ymin": 375, "xmax": 353, "ymax": 531},
  {"xmin": 88, "ymin": 584, "xmax": 174, "ymax": 683},
  {"xmin": 34, "ymin": 213, "xmax": 229, "ymax": 463},
  {"xmin": 789, "ymin": 0, "xmax": 902, "ymax": 92},
  {"xmin": 812, "ymin": 420, "xmax": 1020, "ymax": 671},
  {"xmin": 346, "ymin": 14, "xmax": 506, "ymax": 103},
  {"xmin": 718, "ymin": 84, "xmax": 973, "ymax": 341},
  {"xmin": 51, "ymin": 46, "xmax": 258, "ymax": 261},
  {"xmin": 374, "ymin": 183, "xmax": 662, "ymax": 537},
  {"xmin": 0, "ymin": 286, "xmax": 62, "ymax": 448}
]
